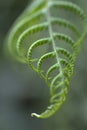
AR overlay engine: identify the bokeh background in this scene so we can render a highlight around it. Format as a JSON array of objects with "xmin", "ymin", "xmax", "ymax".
[{"xmin": 0, "ymin": 0, "xmax": 87, "ymax": 130}]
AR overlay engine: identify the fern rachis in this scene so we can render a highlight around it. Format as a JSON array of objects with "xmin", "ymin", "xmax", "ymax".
[{"xmin": 5, "ymin": 0, "xmax": 87, "ymax": 118}]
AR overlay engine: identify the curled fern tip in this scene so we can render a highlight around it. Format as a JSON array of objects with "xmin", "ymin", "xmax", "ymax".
[{"xmin": 5, "ymin": 0, "xmax": 87, "ymax": 118}]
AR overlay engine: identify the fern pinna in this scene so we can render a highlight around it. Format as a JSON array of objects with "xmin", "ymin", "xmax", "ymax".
[{"xmin": 5, "ymin": 0, "xmax": 87, "ymax": 118}]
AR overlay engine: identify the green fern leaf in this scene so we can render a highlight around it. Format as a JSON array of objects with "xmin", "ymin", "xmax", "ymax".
[{"xmin": 5, "ymin": 0, "xmax": 87, "ymax": 118}]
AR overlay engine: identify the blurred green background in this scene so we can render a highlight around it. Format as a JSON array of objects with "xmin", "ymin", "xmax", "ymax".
[{"xmin": 0, "ymin": 0, "xmax": 87, "ymax": 130}]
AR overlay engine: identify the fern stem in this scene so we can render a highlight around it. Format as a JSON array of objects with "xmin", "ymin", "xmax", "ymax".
[{"xmin": 46, "ymin": 2, "xmax": 64, "ymax": 83}]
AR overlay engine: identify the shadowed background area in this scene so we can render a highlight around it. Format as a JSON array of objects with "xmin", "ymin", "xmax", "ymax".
[{"xmin": 0, "ymin": 0, "xmax": 87, "ymax": 130}]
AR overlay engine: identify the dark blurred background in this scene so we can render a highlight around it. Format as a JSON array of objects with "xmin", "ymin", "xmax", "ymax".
[{"xmin": 0, "ymin": 0, "xmax": 87, "ymax": 130}]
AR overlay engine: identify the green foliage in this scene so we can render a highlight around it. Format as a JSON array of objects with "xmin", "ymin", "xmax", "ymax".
[{"xmin": 5, "ymin": 0, "xmax": 87, "ymax": 118}]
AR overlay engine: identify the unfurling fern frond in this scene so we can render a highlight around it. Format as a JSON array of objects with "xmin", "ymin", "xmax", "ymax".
[{"xmin": 5, "ymin": 0, "xmax": 87, "ymax": 118}]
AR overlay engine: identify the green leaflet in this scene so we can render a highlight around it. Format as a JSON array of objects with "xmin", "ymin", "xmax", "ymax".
[{"xmin": 5, "ymin": 0, "xmax": 87, "ymax": 118}]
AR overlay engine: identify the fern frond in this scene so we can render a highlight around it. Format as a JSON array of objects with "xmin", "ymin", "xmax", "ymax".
[{"xmin": 5, "ymin": 0, "xmax": 87, "ymax": 118}]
